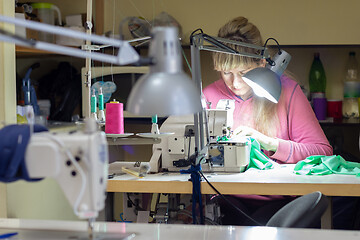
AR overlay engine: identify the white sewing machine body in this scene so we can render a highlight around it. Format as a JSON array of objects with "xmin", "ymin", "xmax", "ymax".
[
  {"xmin": 150, "ymin": 100, "xmax": 250, "ymax": 173},
  {"xmin": 25, "ymin": 120, "xmax": 108, "ymax": 219}
]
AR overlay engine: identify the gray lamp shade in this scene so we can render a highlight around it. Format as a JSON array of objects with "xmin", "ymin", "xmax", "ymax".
[
  {"xmin": 242, "ymin": 67, "xmax": 282, "ymax": 103},
  {"xmin": 127, "ymin": 71, "xmax": 202, "ymax": 116},
  {"xmin": 127, "ymin": 26, "xmax": 202, "ymax": 116}
]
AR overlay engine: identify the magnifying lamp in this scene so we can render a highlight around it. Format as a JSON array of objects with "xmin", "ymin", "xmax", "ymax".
[
  {"xmin": 191, "ymin": 32, "xmax": 291, "ymax": 104},
  {"xmin": 190, "ymin": 30, "xmax": 291, "ymax": 163}
]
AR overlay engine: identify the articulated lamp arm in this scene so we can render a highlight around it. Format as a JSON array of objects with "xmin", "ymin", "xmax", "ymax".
[
  {"xmin": 189, "ymin": 30, "xmax": 291, "ymax": 165},
  {"xmin": 190, "ymin": 30, "xmax": 271, "ymax": 61},
  {"xmin": 0, "ymin": 14, "xmax": 140, "ymax": 65}
]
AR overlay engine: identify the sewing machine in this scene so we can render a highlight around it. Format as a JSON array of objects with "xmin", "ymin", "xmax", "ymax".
[
  {"xmin": 149, "ymin": 100, "xmax": 250, "ymax": 173},
  {"xmin": 25, "ymin": 119, "xmax": 108, "ymax": 236}
]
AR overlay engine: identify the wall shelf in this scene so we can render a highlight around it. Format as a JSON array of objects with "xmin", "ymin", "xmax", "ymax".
[
  {"xmin": 16, "ymin": 45, "xmax": 56, "ymax": 55},
  {"xmin": 15, "ymin": 46, "xmax": 78, "ymax": 57}
]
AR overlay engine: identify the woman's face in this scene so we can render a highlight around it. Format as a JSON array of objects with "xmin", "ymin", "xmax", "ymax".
[{"xmin": 220, "ymin": 66, "xmax": 255, "ymax": 99}]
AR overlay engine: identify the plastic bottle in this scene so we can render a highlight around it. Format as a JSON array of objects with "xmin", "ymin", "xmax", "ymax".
[
  {"xmin": 31, "ymin": 3, "xmax": 62, "ymax": 43},
  {"xmin": 309, "ymin": 52, "xmax": 327, "ymax": 94},
  {"xmin": 309, "ymin": 53, "xmax": 327, "ymax": 120},
  {"xmin": 343, "ymin": 51, "xmax": 360, "ymax": 118}
]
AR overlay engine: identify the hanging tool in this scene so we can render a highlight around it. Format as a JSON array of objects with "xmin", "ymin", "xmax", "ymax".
[{"xmin": 22, "ymin": 63, "xmax": 40, "ymax": 115}]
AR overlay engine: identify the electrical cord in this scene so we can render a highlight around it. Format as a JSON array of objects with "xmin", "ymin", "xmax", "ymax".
[
  {"xmin": 198, "ymin": 170, "xmax": 262, "ymax": 226},
  {"xmin": 263, "ymin": 37, "xmax": 282, "ymax": 66},
  {"xmin": 126, "ymin": 193, "xmax": 146, "ymax": 212},
  {"xmin": 189, "ymin": 28, "xmax": 203, "ymax": 45},
  {"xmin": 126, "ymin": 193, "xmax": 156, "ymax": 217},
  {"xmin": 263, "ymin": 37, "xmax": 281, "ymax": 52},
  {"xmin": 181, "ymin": 47, "xmax": 192, "ymax": 73},
  {"xmin": 46, "ymin": 134, "xmax": 87, "ymax": 217}
]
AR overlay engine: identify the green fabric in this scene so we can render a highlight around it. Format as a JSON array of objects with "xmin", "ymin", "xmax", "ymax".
[
  {"xmin": 294, "ymin": 155, "xmax": 360, "ymax": 177},
  {"xmin": 246, "ymin": 138, "xmax": 275, "ymax": 170}
]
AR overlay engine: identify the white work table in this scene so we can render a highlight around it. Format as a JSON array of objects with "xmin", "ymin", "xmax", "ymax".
[
  {"xmin": 107, "ymin": 163, "xmax": 360, "ymax": 196},
  {"xmin": 107, "ymin": 163, "xmax": 360, "ymax": 229},
  {"xmin": 1, "ymin": 218, "xmax": 360, "ymax": 240}
]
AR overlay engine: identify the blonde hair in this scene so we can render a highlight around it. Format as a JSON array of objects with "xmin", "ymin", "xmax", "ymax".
[{"xmin": 213, "ymin": 17, "xmax": 279, "ymax": 137}]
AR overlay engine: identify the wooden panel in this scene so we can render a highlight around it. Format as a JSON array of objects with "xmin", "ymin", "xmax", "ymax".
[
  {"xmin": 107, "ymin": 180, "xmax": 360, "ymax": 197},
  {"xmin": 0, "ymin": 0, "xmax": 16, "ymax": 124},
  {"xmin": 106, "ymin": 165, "xmax": 360, "ymax": 196},
  {"xmin": 0, "ymin": 0, "xmax": 16, "ymax": 219},
  {"xmin": 0, "ymin": 183, "xmax": 6, "ymax": 218},
  {"xmin": 107, "ymin": 180, "xmax": 193, "ymax": 194},
  {"xmin": 102, "ymin": 0, "xmax": 360, "ymax": 45},
  {"xmin": 95, "ymin": 0, "xmax": 104, "ymax": 35}
]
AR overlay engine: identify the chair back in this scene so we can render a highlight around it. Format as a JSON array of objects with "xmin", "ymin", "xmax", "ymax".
[{"xmin": 266, "ymin": 191, "xmax": 329, "ymax": 228}]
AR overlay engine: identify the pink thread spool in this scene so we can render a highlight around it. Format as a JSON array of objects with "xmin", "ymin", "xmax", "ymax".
[{"xmin": 105, "ymin": 101, "xmax": 124, "ymax": 134}]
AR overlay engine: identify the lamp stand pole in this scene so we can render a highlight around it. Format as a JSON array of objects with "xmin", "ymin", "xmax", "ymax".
[
  {"xmin": 82, "ymin": 0, "xmax": 93, "ymax": 118},
  {"xmin": 190, "ymin": 42, "xmax": 208, "ymax": 165}
]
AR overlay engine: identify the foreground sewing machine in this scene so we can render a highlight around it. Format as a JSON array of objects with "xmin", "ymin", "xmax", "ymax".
[
  {"xmin": 25, "ymin": 119, "xmax": 108, "ymax": 220},
  {"xmin": 0, "ymin": 118, "xmax": 108, "ymax": 238},
  {"xmin": 149, "ymin": 100, "xmax": 251, "ymax": 173}
]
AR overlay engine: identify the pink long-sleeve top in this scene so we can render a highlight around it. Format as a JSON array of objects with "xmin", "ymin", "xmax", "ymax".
[{"xmin": 203, "ymin": 75, "xmax": 333, "ymax": 164}]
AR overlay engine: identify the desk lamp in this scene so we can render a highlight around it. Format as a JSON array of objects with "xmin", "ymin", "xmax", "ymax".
[
  {"xmin": 186, "ymin": 31, "xmax": 291, "ymax": 224},
  {"xmin": 0, "ymin": 15, "xmax": 202, "ymax": 117},
  {"xmin": 190, "ymin": 30, "xmax": 291, "ymax": 164},
  {"xmin": 126, "ymin": 27, "xmax": 202, "ymax": 116},
  {"xmin": 0, "ymin": 15, "xmax": 202, "ymax": 233}
]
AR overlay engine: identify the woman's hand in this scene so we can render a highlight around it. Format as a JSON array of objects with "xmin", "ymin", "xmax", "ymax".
[{"xmin": 233, "ymin": 126, "xmax": 279, "ymax": 152}]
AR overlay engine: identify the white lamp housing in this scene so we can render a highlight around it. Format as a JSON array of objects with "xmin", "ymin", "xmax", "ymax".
[
  {"xmin": 127, "ymin": 27, "xmax": 202, "ymax": 116},
  {"xmin": 267, "ymin": 50, "xmax": 292, "ymax": 77}
]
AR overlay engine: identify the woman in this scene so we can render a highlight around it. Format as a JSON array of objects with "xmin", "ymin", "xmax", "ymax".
[
  {"xmin": 203, "ymin": 16, "xmax": 333, "ymax": 226},
  {"xmin": 203, "ymin": 16, "xmax": 333, "ymax": 163}
]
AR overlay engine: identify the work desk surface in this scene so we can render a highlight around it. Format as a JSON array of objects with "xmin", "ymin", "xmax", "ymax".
[
  {"xmin": 0, "ymin": 218, "xmax": 360, "ymax": 240},
  {"xmin": 107, "ymin": 164, "xmax": 360, "ymax": 196}
]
